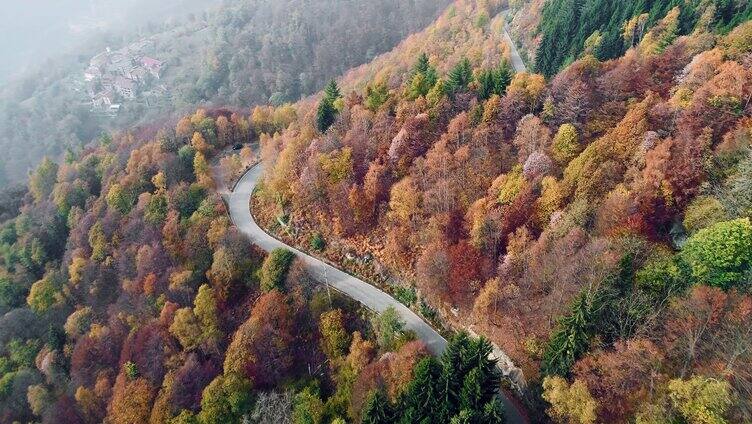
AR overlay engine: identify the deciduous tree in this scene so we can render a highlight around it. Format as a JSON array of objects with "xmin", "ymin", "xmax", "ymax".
[{"xmin": 542, "ymin": 376, "xmax": 598, "ymax": 424}]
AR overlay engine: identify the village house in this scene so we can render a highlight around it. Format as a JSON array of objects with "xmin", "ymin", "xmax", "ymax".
[
  {"xmin": 110, "ymin": 53, "xmax": 135, "ymax": 77},
  {"xmin": 89, "ymin": 52, "xmax": 109, "ymax": 69},
  {"xmin": 141, "ymin": 57, "xmax": 164, "ymax": 79},
  {"xmin": 92, "ymin": 89, "xmax": 115, "ymax": 109},
  {"xmin": 84, "ymin": 66, "xmax": 101, "ymax": 82},
  {"xmin": 84, "ymin": 39, "xmax": 165, "ymax": 112},
  {"xmin": 114, "ymin": 76, "xmax": 135, "ymax": 99},
  {"xmin": 127, "ymin": 67, "xmax": 149, "ymax": 83}
]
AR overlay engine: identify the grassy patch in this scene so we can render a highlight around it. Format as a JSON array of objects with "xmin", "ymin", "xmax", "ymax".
[{"xmin": 393, "ymin": 285, "xmax": 417, "ymax": 306}]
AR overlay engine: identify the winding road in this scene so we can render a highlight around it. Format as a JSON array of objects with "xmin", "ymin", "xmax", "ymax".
[
  {"xmin": 501, "ymin": 9, "xmax": 527, "ymax": 73},
  {"xmin": 225, "ymin": 164, "xmax": 527, "ymax": 424}
]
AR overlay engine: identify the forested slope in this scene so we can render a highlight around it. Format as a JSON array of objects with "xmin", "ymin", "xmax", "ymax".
[
  {"xmin": 2, "ymin": 0, "xmax": 752, "ymax": 423},
  {"xmin": 0, "ymin": 0, "xmax": 451, "ymax": 186},
  {"xmin": 519, "ymin": 0, "xmax": 752, "ymax": 77},
  {"xmin": 255, "ymin": 3, "xmax": 752, "ymax": 421},
  {"xmin": 336, "ymin": 0, "xmax": 515, "ymax": 95},
  {"xmin": 0, "ymin": 2, "xmax": 529, "ymax": 422},
  {"xmin": 0, "ymin": 102, "xmax": 510, "ymax": 423},
  {"xmin": 186, "ymin": 0, "xmax": 452, "ymax": 107}
]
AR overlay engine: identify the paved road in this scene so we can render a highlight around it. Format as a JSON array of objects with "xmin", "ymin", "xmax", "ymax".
[
  {"xmin": 501, "ymin": 9, "xmax": 527, "ymax": 73},
  {"xmin": 226, "ymin": 164, "xmax": 527, "ymax": 424}
]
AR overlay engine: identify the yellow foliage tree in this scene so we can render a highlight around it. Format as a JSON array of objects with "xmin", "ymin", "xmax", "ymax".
[
  {"xmin": 542, "ymin": 376, "xmax": 598, "ymax": 424},
  {"xmin": 151, "ymin": 171, "xmax": 167, "ymax": 192},
  {"xmin": 388, "ymin": 177, "xmax": 421, "ymax": 225},
  {"xmin": 723, "ymin": 20, "xmax": 752, "ymax": 59},
  {"xmin": 68, "ymin": 256, "xmax": 87, "ymax": 285},
  {"xmin": 535, "ymin": 176, "xmax": 563, "ymax": 227},
  {"xmin": 319, "ymin": 147, "xmax": 353, "ymax": 184},
  {"xmin": 490, "ymin": 165, "xmax": 524, "ymax": 206},
  {"xmin": 194, "ymin": 284, "xmax": 223, "ymax": 346},
  {"xmin": 193, "ymin": 151, "xmax": 212, "ymax": 187},
  {"xmin": 552, "ymin": 124, "xmax": 580, "ymax": 165},
  {"xmin": 108, "ymin": 378, "xmax": 153, "ymax": 424},
  {"xmin": 638, "ymin": 7, "xmax": 679, "ymax": 54},
  {"xmin": 668, "ymin": 376, "xmax": 733, "ymax": 424},
  {"xmin": 192, "ymin": 132, "xmax": 211, "ymax": 154},
  {"xmin": 169, "ymin": 307, "xmax": 204, "ymax": 351},
  {"xmin": 175, "ymin": 117, "xmax": 193, "ymax": 139},
  {"xmin": 508, "ymin": 72, "xmax": 546, "ymax": 112}
]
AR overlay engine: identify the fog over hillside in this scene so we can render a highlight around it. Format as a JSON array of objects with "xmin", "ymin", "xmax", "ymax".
[
  {"xmin": 0, "ymin": 0, "xmax": 217, "ymax": 84},
  {"xmin": 0, "ymin": 0, "xmax": 451, "ymax": 186}
]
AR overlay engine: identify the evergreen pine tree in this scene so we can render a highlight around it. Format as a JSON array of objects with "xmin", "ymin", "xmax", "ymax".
[
  {"xmin": 477, "ymin": 70, "xmax": 495, "ymax": 100},
  {"xmin": 413, "ymin": 52, "xmax": 431, "ymax": 75},
  {"xmin": 478, "ymin": 60, "xmax": 513, "ymax": 100},
  {"xmin": 446, "ymin": 58, "xmax": 473, "ymax": 94},
  {"xmin": 541, "ymin": 289, "xmax": 600, "ymax": 376},
  {"xmin": 365, "ymin": 82, "xmax": 390, "ymax": 112},
  {"xmin": 450, "ymin": 409, "xmax": 481, "ymax": 424},
  {"xmin": 467, "ymin": 337, "xmax": 500, "ymax": 404},
  {"xmin": 362, "ymin": 389, "xmax": 393, "ymax": 424},
  {"xmin": 407, "ymin": 53, "xmax": 438, "ymax": 99},
  {"xmin": 398, "ymin": 332, "xmax": 507, "ymax": 422},
  {"xmin": 441, "ymin": 332, "xmax": 472, "ymax": 413},
  {"xmin": 324, "ymin": 79, "xmax": 341, "ymax": 100},
  {"xmin": 424, "ymin": 66, "xmax": 438, "ymax": 92},
  {"xmin": 316, "ymin": 98, "xmax": 337, "ymax": 133},
  {"xmin": 481, "ymin": 396, "xmax": 506, "ymax": 424},
  {"xmin": 460, "ymin": 368, "xmax": 485, "ymax": 411},
  {"xmin": 493, "ymin": 60, "xmax": 513, "ymax": 96},
  {"xmin": 400, "ymin": 357, "xmax": 444, "ymax": 423},
  {"xmin": 317, "ymin": 80, "xmax": 342, "ymax": 133}
]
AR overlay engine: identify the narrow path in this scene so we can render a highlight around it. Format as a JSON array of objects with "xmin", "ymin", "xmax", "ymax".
[
  {"xmin": 225, "ymin": 164, "xmax": 528, "ymax": 424},
  {"xmin": 501, "ymin": 9, "xmax": 527, "ymax": 73}
]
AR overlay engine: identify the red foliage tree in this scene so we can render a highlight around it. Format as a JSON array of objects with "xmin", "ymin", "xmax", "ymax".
[
  {"xmin": 169, "ymin": 354, "xmax": 221, "ymax": 413},
  {"xmin": 447, "ymin": 240, "xmax": 483, "ymax": 306}
]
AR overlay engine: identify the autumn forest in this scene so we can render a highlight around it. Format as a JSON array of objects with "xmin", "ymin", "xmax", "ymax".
[{"xmin": 1, "ymin": 0, "xmax": 751, "ymax": 423}]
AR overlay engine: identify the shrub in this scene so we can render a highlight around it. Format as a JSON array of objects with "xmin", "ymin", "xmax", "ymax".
[
  {"xmin": 310, "ymin": 233, "xmax": 326, "ymax": 251},
  {"xmin": 680, "ymin": 218, "xmax": 752, "ymax": 290},
  {"xmin": 124, "ymin": 361, "xmax": 139, "ymax": 380},
  {"xmin": 419, "ymin": 301, "xmax": 438, "ymax": 322},
  {"xmin": 371, "ymin": 306, "xmax": 411, "ymax": 352},
  {"xmin": 683, "ymin": 196, "xmax": 728, "ymax": 234},
  {"xmin": 260, "ymin": 248, "xmax": 296, "ymax": 292},
  {"xmin": 393, "ymin": 286, "xmax": 417, "ymax": 306}
]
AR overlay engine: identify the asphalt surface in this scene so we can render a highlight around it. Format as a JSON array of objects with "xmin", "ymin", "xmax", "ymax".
[
  {"xmin": 226, "ymin": 163, "xmax": 527, "ymax": 424},
  {"xmin": 501, "ymin": 9, "xmax": 527, "ymax": 73}
]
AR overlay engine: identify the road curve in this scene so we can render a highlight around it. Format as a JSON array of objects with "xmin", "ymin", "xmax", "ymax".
[
  {"xmin": 226, "ymin": 164, "xmax": 527, "ymax": 424},
  {"xmin": 501, "ymin": 9, "xmax": 527, "ymax": 73}
]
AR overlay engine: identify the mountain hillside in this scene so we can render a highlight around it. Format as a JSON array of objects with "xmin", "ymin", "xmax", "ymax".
[
  {"xmin": 0, "ymin": 3, "xmax": 521, "ymax": 422},
  {"xmin": 336, "ymin": 0, "xmax": 516, "ymax": 94},
  {"xmin": 255, "ymin": 3, "xmax": 752, "ymax": 421},
  {"xmin": 509, "ymin": 0, "xmax": 752, "ymax": 76},
  {"xmin": 1, "ymin": 1, "xmax": 751, "ymax": 423},
  {"xmin": 0, "ymin": 102, "xmax": 501, "ymax": 423},
  {"xmin": 0, "ymin": 0, "xmax": 451, "ymax": 186}
]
